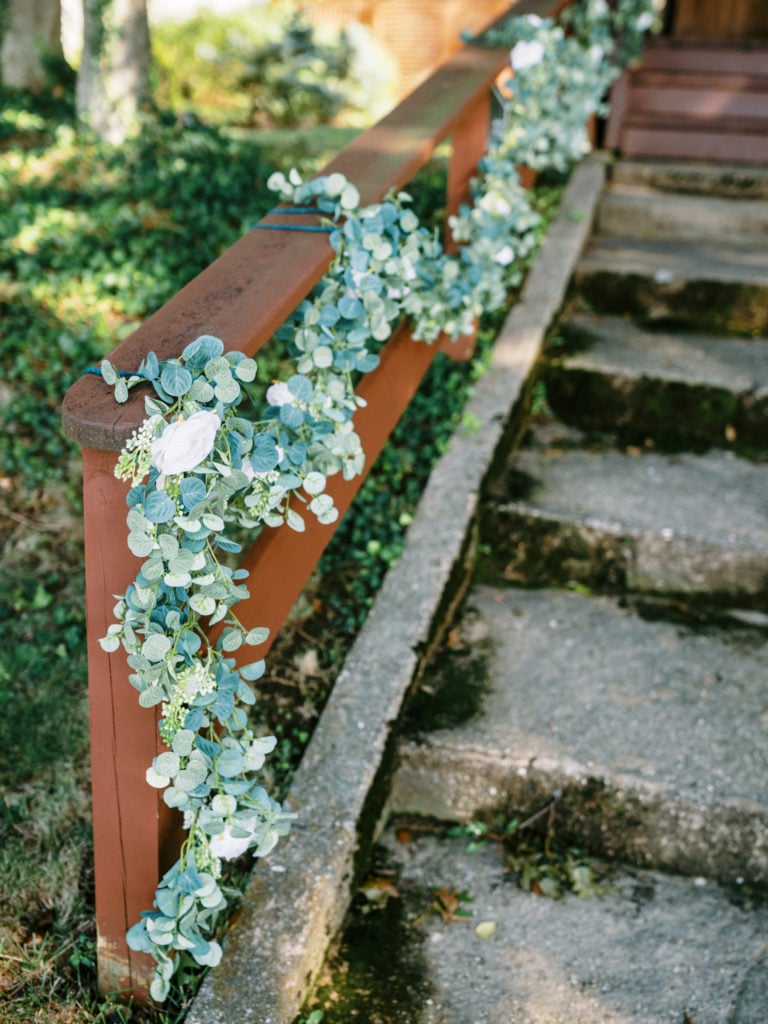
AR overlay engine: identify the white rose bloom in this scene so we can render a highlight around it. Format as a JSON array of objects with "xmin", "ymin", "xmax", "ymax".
[
  {"xmin": 510, "ymin": 39, "xmax": 545, "ymax": 71},
  {"xmin": 150, "ymin": 411, "xmax": 221, "ymax": 477},
  {"xmin": 209, "ymin": 817, "xmax": 258, "ymax": 860},
  {"xmin": 266, "ymin": 381, "xmax": 294, "ymax": 406},
  {"xmin": 494, "ymin": 245, "xmax": 515, "ymax": 267}
]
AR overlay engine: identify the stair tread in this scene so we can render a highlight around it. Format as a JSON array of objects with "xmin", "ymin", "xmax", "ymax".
[
  {"xmin": 394, "ymin": 585, "xmax": 768, "ymax": 881},
  {"xmin": 597, "ymin": 185, "xmax": 768, "ymax": 243},
  {"xmin": 506, "ymin": 438, "xmax": 768, "ymax": 552},
  {"xmin": 560, "ymin": 314, "xmax": 768, "ymax": 395},
  {"xmin": 376, "ymin": 824, "xmax": 768, "ymax": 1024},
  {"xmin": 610, "ymin": 158, "xmax": 768, "ymax": 199},
  {"xmin": 578, "ymin": 235, "xmax": 768, "ymax": 286}
]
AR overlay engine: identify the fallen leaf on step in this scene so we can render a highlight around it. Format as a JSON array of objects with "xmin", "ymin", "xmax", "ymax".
[
  {"xmin": 475, "ymin": 920, "xmax": 497, "ymax": 939},
  {"xmin": 358, "ymin": 876, "xmax": 400, "ymax": 908}
]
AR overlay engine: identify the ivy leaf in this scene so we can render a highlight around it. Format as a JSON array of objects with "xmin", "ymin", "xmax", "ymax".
[
  {"xmin": 220, "ymin": 630, "xmax": 243, "ymax": 652},
  {"xmin": 190, "ymin": 594, "xmax": 216, "ymax": 616},
  {"xmin": 288, "ymin": 373, "xmax": 313, "ymax": 402},
  {"xmin": 234, "ymin": 357, "xmax": 258, "ymax": 382},
  {"xmin": 160, "ymin": 364, "xmax": 193, "ymax": 398},
  {"xmin": 244, "ymin": 627, "xmax": 269, "ymax": 646},
  {"xmin": 303, "ymin": 471, "xmax": 326, "ymax": 496},
  {"xmin": 217, "ymin": 748, "xmax": 244, "ymax": 777},
  {"xmin": 240, "ymin": 659, "xmax": 266, "ymax": 681},
  {"xmin": 180, "ymin": 477, "xmax": 207, "ymax": 510},
  {"xmin": 142, "ymin": 634, "xmax": 172, "ymax": 663},
  {"xmin": 144, "ymin": 491, "xmax": 176, "ymax": 524},
  {"xmin": 155, "ymin": 752, "xmax": 180, "ymax": 777}
]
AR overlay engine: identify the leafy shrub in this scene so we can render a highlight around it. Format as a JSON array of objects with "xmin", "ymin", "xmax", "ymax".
[{"xmin": 153, "ymin": 5, "xmax": 368, "ymax": 128}]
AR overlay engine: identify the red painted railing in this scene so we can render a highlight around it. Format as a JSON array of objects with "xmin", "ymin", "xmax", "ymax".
[{"xmin": 61, "ymin": 0, "xmax": 566, "ymax": 998}]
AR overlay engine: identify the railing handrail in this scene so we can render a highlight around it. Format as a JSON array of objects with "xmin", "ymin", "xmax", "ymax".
[
  {"xmin": 62, "ymin": 0, "xmax": 569, "ymax": 999},
  {"xmin": 61, "ymin": 0, "xmax": 559, "ymax": 452}
]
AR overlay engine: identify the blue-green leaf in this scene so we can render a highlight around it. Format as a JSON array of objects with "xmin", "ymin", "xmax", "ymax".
[
  {"xmin": 160, "ymin": 364, "xmax": 193, "ymax": 398},
  {"xmin": 144, "ymin": 491, "xmax": 176, "ymax": 524}
]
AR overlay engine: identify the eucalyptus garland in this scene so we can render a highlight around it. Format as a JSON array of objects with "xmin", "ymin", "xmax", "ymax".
[{"xmin": 97, "ymin": 0, "xmax": 656, "ymax": 1001}]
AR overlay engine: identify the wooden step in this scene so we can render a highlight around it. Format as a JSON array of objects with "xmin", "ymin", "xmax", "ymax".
[
  {"xmin": 639, "ymin": 37, "xmax": 768, "ymax": 77},
  {"xmin": 619, "ymin": 119, "xmax": 768, "ymax": 164},
  {"xmin": 630, "ymin": 75, "xmax": 768, "ymax": 124}
]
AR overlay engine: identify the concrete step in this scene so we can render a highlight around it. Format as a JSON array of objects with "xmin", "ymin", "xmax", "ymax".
[
  {"xmin": 481, "ymin": 429, "xmax": 768, "ymax": 599},
  {"xmin": 393, "ymin": 585, "xmax": 768, "ymax": 887},
  {"xmin": 611, "ymin": 158, "xmax": 768, "ymax": 200},
  {"xmin": 310, "ymin": 825, "xmax": 768, "ymax": 1024},
  {"xmin": 573, "ymin": 236, "xmax": 768, "ymax": 333},
  {"xmin": 543, "ymin": 314, "xmax": 768, "ymax": 447},
  {"xmin": 596, "ymin": 184, "xmax": 768, "ymax": 243}
]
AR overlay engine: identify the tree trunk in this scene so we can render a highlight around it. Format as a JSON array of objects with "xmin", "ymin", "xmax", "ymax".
[
  {"xmin": 76, "ymin": 0, "xmax": 151, "ymax": 144},
  {"xmin": 1, "ymin": 0, "xmax": 63, "ymax": 91}
]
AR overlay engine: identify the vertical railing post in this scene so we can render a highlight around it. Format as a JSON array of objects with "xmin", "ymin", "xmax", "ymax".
[
  {"xmin": 82, "ymin": 447, "xmax": 178, "ymax": 1000},
  {"xmin": 440, "ymin": 87, "xmax": 493, "ymax": 361}
]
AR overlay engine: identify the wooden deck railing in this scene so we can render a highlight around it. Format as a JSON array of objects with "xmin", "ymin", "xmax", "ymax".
[{"xmin": 61, "ymin": 0, "xmax": 566, "ymax": 998}]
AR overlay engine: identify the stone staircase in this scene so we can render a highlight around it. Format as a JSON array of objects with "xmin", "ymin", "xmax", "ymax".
[
  {"xmin": 394, "ymin": 159, "xmax": 768, "ymax": 885},
  {"xmin": 370, "ymin": 162, "xmax": 768, "ymax": 1021}
]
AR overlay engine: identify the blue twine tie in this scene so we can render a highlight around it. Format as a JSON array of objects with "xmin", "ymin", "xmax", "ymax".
[{"xmin": 249, "ymin": 205, "xmax": 334, "ymax": 233}]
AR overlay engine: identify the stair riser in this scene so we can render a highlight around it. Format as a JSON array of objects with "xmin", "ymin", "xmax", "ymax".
[
  {"xmin": 573, "ymin": 269, "xmax": 768, "ymax": 334},
  {"xmin": 618, "ymin": 125, "xmax": 768, "ymax": 165},
  {"xmin": 543, "ymin": 366, "xmax": 768, "ymax": 449},
  {"xmin": 480, "ymin": 507, "xmax": 768, "ymax": 600},
  {"xmin": 597, "ymin": 193, "xmax": 768, "ymax": 243},
  {"xmin": 611, "ymin": 160, "xmax": 768, "ymax": 200},
  {"xmin": 392, "ymin": 746, "xmax": 768, "ymax": 888}
]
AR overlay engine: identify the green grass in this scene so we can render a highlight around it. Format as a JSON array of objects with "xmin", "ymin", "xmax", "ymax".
[{"xmin": 0, "ymin": 71, "xmax": 565, "ymax": 1019}]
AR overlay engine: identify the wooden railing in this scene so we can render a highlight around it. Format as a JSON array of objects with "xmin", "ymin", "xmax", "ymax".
[{"xmin": 61, "ymin": 0, "xmax": 566, "ymax": 998}]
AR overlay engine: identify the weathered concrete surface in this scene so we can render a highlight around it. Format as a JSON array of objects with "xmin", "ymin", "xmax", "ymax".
[
  {"xmin": 597, "ymin": 183, "xmax": 768, "ymax": 243},
  {"xmin": 392, "ymin": 586, "xmax": 768, "ymax": 885},
  {"xmin": 544, "ymin": 313, "xmax": 768, "ymax": 445},
  {"xmin": 573, "ymin": 236, "xmax": 768, "ymax": 333},
  {"xmin": 611, "ymin": 157, "xmax": 768, "ymax": 200},
  {"xmin": 559, "ymin": 314, "xmax": 768, "ymax": 394},
  {"xmin": 484, "ymin": 430, "xmax": 768, "ymax": 598},
  {"xmin": 312, "ymin": 826, "xmax": 768, "ymax": 1024},
  {"xmin": 186, "ymin": 157, "xmax": 608, "ymax": 1024}
]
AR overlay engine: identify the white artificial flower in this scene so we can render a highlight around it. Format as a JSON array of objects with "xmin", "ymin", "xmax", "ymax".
[
  {"xmin": 494, "ymin": 245, "xmax": 515, "ymax": 266},
  {"xmin": 244, "ymin": 735, "xmax": 278, "ymax": 772},
  {"xmin": 589, "ymin": 44, "xmax": 604, "ymax": 63},
  {"xmin": 150, "ymin": 411, "xmax": 220, "ymax": 477},
  {"xmin": 209, "ymin": 817, "xmax": 258, "ymax": 860},
  {"xmin": 636, "ymin": 10, "xmax": 654, "ymax": 30},
  {"xmin": 266, "ymin": 381, "xmax": 294, "ymax": 406},
  {"xmin": 510, "ymin": 39, "xmax": 546, "ymax": 72}
]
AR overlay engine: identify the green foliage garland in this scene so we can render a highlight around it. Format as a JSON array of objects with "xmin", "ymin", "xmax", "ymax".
[{"xmin": 97, "ymin": 0, "xmax": 657, "ymax": 1001}]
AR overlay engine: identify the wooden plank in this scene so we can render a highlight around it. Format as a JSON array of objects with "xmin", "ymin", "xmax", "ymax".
[
  {"xmin": 234, "ymin": 320, "xmax": 438, "ymax": 653},
  {"xmin": 620, "ymin": 124, "xmax": 768, "ymax": 163},
  {"xmin": 640, "ymin": 38, "xmax": 768, "ymax": 76},
  {"xmin": 630, "ymin": 83, "xmax": 768, "ymax": 122},
  {"xmin": 81, "ymin": 448, "xmax": 182, "ymax": 997}
]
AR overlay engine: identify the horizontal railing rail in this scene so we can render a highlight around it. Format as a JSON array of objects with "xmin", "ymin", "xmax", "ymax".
[{"xmin": 61, "ymin": 0, "xmax": 567, "ymax": 999}]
